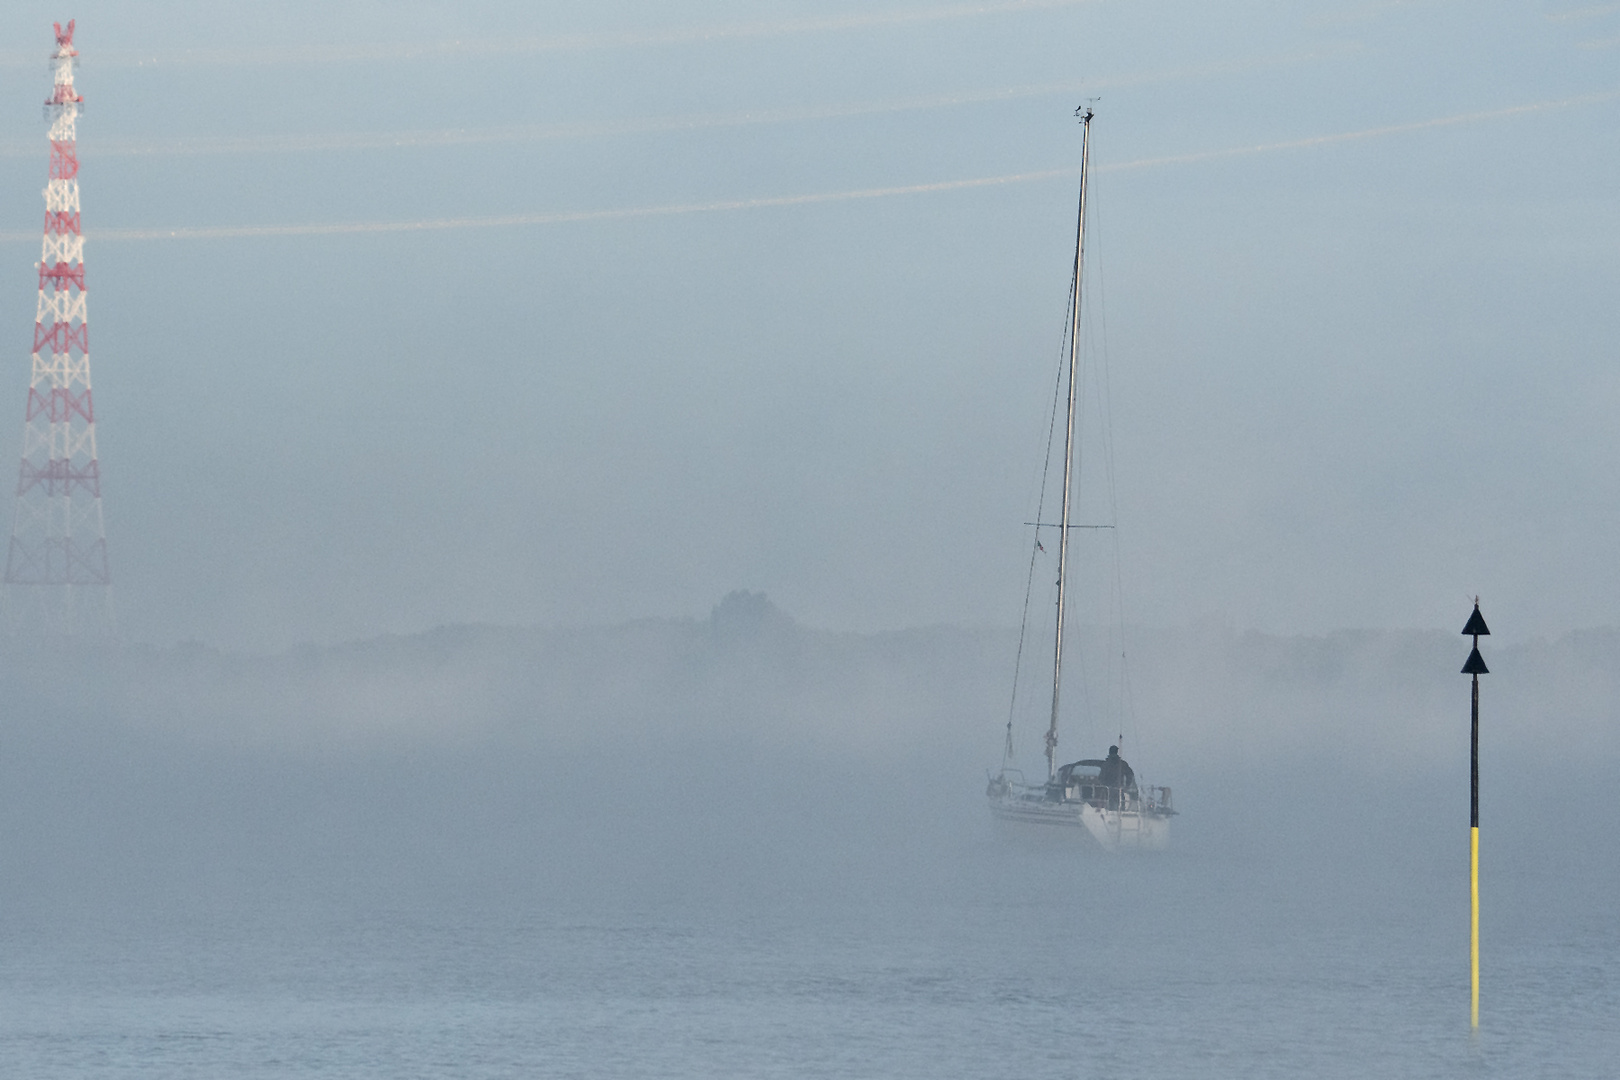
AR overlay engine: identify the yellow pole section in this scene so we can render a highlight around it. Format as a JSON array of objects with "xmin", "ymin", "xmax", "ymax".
[{"xmin": 1470, "ymin": 825, "xmax": 1480, "ymax": 1028}]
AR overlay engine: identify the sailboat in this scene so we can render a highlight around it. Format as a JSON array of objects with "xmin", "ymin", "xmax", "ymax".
[{"xmin": 985, "ymin": 108, "xmax": 1175, "ymax": 851}]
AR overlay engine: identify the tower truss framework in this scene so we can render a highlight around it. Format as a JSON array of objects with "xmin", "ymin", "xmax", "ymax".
[{"xmin": 3, "ymin": 20, "xmax": 111, "ymax": 634}]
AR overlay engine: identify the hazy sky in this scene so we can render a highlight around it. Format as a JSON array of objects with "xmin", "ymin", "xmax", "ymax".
[{"xmin": 0, "ymin": 1, "xmax": 1615, "ymax": 651}]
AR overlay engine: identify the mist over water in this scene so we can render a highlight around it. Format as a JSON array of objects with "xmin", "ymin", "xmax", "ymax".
[{"xmin": 1, "ymin": 596, "xmax": 1615, "ymax": 1076}]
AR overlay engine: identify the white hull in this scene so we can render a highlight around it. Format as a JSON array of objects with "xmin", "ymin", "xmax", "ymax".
[{"xmin": 988, "ymin": 793, "xmax": 1171, "ymax": 852}]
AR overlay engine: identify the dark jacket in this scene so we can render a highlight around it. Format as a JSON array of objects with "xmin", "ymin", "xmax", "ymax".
[{"xmin": 1098, "ymin": 752, "xmax": 1137, "ymax": 796}]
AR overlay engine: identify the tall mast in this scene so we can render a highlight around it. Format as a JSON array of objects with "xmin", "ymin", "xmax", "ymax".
[{"xmin": 1045, "ymin": 107, "xmax": 1092, "ymax": 782}]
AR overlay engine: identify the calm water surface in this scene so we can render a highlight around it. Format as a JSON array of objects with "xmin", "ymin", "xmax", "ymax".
[{"xmin": 3, "ymin": 824, "xmax": 1614, "ymax": 1079}]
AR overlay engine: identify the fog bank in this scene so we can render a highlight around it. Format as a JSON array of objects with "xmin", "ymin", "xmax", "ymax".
[{"xmin": 1, "ymin": 593, "xmax": 1614, "ymax": 918}]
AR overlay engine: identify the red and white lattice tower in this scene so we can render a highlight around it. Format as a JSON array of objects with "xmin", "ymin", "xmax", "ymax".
[{"xmin": 2, "ymin": 20, "xmax": 111, "ymax": 634}]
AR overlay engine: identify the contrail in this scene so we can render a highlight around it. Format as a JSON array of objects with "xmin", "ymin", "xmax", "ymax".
[
  {"xmin": 0, "ymin": 90, "xmax": 1609, "ymax": 245},
  {"xmin": 0, "ymin": 0, "xmax": 1098, "ymax": 70},
  {"xmin": 0, "ymin": 51, "xmax": 1342, "ymax": 160},
  {"xmin": 1546, "ymin": 3, "xmax": 1620, "ymax": 19},
  {"xmin": 1094, "ymin": 88, "xmax": 1620, "ymax": 172},
  {"xmin": 46, "ymin": 171, "xmax": 1078, "ymax": 243}
]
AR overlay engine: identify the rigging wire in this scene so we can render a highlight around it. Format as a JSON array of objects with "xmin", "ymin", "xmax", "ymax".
[
  {"xmin": 1067, "ymin": 163, "xmax": 1097, "ymax": 758},
  {"xmin": 1085, "ymin": 164, "xmax": 1146, "ymax": 763},
  {"xmin": 1002, "ymin": 264, "xmax": 1078, "ymax": 770}
]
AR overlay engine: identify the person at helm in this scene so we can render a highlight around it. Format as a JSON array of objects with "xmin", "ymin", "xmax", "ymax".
[{"xmin": 1097, "ymin": 745, "xmax": 1137, "ymax": 806}]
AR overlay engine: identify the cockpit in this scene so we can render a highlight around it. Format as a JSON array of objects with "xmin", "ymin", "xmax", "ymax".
[{"xmin": 1049, "ymin": 755, "xmax": 1138, "ymax": 806}]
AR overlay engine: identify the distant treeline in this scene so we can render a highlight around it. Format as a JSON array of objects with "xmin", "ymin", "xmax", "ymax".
[{"xmin": 0, "ymin": 591, "xmax": 1614, "ymax": 773}]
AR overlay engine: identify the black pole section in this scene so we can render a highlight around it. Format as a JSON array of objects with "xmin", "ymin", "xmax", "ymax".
[{"xmin": 1471, "ymin": 674, "xmax": 1479, "ymax": 829}]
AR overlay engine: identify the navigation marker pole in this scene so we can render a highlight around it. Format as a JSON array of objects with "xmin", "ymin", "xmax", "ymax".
[{"xmin": 1460, "ymin": 598, "xmax": 1490, "ymax": 1029}]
